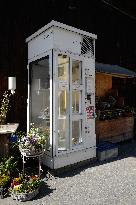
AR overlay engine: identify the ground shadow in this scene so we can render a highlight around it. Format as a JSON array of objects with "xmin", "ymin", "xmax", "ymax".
[
  {"xmin": 117, "ymin": 139, "xmax": 136, "ymax": 158},
  {"xmin": 31, "ymin": 181, "xmax": 55, "ymax": 200}
]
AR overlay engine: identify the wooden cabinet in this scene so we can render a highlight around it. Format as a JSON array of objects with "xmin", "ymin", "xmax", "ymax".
[{"xmin": 96, "ymin": 117, "xmax": 134, "ymax": 143}]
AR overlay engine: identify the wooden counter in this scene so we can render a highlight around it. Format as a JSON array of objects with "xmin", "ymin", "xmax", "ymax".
[
  {"xmin": 0, "ymin": 123, "xmax": 19, "ymax": 156},
  {"xmin": 96, "ymin": 117, "xmax": 134, "ymax": 143},
  {"xmin": 0, "ymin": 134, "xmax": 10, "ymax": 155}
]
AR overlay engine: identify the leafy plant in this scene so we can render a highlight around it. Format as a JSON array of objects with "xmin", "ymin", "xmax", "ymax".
[
  {"xmin": 18, "ymin": 123, "xmax": 49, "ymax": 153},
  {"xmin": 9, "ymin": 175, "xmax": 42, "ymax": 194},
  {"xmin": 0, "ymin": 156, "xmax": 18, "ymax": 176},
  {"xmin": 0, "ymin": 91, "xmax": 11, "ymax": 124},
  {"xmin": 0, "ymin": 175, "xmax": 10, "ymax": 187},
  {"xmin": 124, "ymin": 106, "xmax": 134, "ymax": 113}
]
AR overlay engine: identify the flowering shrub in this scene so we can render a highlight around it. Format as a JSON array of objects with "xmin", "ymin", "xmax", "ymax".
[
  {"xmin": 18, "ymin": 124, "xmax": 49, "ymax": 154},
  {"xmin": 0, "ymin": 175, "xmax": 10, "ymax": 187},
  {"xmin": 0, "ymin": 91, "xmax": 11, "ymax": 124},
  {"xmin": 9, "ymin": 175, "xmax": 42, "ymax": 194},
  {"xmin": 0, "ymin": 156, "xmax": 18, "ymax": 196},
  {"xmin": 0, "ymin": 156, "xmax": 18, "ymax": 177}
]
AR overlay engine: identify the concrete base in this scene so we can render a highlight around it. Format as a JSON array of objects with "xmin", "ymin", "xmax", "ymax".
[
  {"xmin": 42, "ymin": 146, "xmax": 96, "ymax": 169},
  {"xmin": 97, "ymin": 147, "xmax": 118, "ymax": 161},
  {"xmin": 43, "ymin": 157, "xmax": 97, "ymax": 176}
]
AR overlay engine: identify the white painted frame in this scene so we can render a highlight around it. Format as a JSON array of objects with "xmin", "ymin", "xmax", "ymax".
[
  {"xmin": 53, "ymin": 49, "xmax": 85, "ymax": 156},
  {"xmin": 27, "ymin": 50, "xmax": 53, "ymax": 157},
  {"xmin": 26, "ymin": 20, "xmax": 97, "ymax": 43},
  {"xmin": 54, "ymin": 51, "xmax": 70, "ymax": 155},
  {"xmin": 26, "ymin": 20, "xmax": 97, "ymax": 169},
  {"xmin": 71, "ymin": 58, "xmax": 85, "ymax": 149}
]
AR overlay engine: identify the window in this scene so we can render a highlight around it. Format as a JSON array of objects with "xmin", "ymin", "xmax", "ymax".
[
  {"xmin": 57, "ymin": 54, "xmax": 84, "ymax": 150},
  {"xmin": 30, "ymin": 56, "xmax": 50, "ymax": 133}
]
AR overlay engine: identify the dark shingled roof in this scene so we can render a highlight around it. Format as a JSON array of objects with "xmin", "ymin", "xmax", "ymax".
[{"xmin": 96, "ymin": 62, "xmax": 136, "ymax": 78}]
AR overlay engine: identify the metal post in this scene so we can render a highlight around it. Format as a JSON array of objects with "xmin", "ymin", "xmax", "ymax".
[
  {"xmin": 22, "ymin": 155, "xmax": 25, "ymax": 175},
  {"xmin": 39, "ymin": 156, "xmax": 41, "ymax": 177}
]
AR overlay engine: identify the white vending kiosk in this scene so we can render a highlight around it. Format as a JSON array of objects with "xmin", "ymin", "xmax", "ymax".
[{"xmin": 26, "ymin": 20, "xmax": 97, "ymax": 169}]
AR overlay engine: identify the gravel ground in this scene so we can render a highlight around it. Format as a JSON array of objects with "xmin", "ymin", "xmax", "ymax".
[{"xmin": 1, "ymin": 140, "xmax": 136, "ymax": 205}]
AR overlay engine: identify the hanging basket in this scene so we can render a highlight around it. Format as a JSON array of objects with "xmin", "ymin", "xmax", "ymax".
[
  {"xmin": 19, "ymin": 147, "xmax": 44, "ymax": 156},
  {"xmin": 11, "ymin": 187, "xmax": 39, "ymax": 202}
]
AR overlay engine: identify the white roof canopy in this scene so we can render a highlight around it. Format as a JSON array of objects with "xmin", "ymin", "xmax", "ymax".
[{"xmin": 26, "ymin": 20, "xmax": 97, "ymax": 43}]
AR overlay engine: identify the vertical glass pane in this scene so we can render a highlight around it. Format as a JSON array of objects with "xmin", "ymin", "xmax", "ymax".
[
  {"xmin": 58, "ymin": 55, "xmax": 69, "ymax": 81},
  {"xmin": 58, "ymin": 54, "xmax": 69, "ymax": 150},
  {"xmin": 58, "ymin": 119, "xmax": 67, "ymax": 150},
  {"xmin": 72, "ymin": 60, "xmax": 82, "ymax": 83},
  {"xmin": 30, "ymin": 56, "xmax": 50, "ymax": 133},
  {"xmin": 72, "ymin": 91, "xmax": 79, "ymax": 113},
  {"xmin": 72, "ymin": 120, "xmax": 82, "ymax": 146},
  {"xmin": 58, "ymin": 90, "xmax": 68, "ymax": 116}
]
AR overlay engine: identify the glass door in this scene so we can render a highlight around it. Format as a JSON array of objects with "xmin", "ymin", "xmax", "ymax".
[
  {"xmin": 71, "ymin": 59, "xmax": 84, "ymax": 146},
  {"xmin": 57, "ymin": 54, "xmax": 69, "ymax": 150},
  {"xmin": 57, "ymin": 54, "xmax": 84, "ymax": 152},
  {"xmin": 29, "ymin": 54, "xmax": 52, "ymax": 150}
]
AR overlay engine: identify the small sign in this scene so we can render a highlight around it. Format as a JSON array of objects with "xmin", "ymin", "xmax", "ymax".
[{"xmin": 86, "ymin": 106, "xmax": 94, "ymax": 119}]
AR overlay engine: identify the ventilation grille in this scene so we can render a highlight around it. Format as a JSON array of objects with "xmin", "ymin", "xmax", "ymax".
[{"xmin": 81, "ymin": 35, "xmax": 94, "ymax": 58}]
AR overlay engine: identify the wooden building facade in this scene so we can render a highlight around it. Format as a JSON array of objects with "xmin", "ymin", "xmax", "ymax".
[{"xmin": 95, "ymin": 62, "xmax": 136, "ymax": 143}]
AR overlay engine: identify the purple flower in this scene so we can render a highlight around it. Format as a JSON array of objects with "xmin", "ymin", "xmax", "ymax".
[{"xmin": 30, "ymin": 138, "xmax": 36, "ymax": 145}]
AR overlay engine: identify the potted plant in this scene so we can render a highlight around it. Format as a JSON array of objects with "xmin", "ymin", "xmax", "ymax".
[
  {"xmin": 18, "ymin": 124, "xmax": 49, "ymax": 156},
  {"xmin": 9, "ymin": 174, "xmax": 42, "ymax": 201},
  {"xmin": 0, "ymin": 156, "xmax": 18, "ymax": 198},
  {"xmin": 0, "ymin": 175, "xmax": 10, "ymax": 198},
  {"xmin": 0, "ymin": 156, "xmax": 18, "ymax": 177}
]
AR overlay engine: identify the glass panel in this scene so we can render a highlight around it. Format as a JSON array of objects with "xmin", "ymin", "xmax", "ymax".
[
  {"xmin": 58, "ymin": 55, "xmax": 69, "ymax": 150},
  {"xmin": 30, "ymin": 56, "xmax": 50, "ymax": 133},
  {"xmin": 58, "ymin": 90, "xmax": 68, "ymax": 116},
  {"xmin": 58, "ymin": 90, "xmax": 68, "ymax": 150},
  {"xmin": 58, "ymin": 119, "xmax": 67, "ymax": 150},
  {"xmin": 72, "ymin": 91, "xmax": 79, "ymax": 113},
  {"xmin": 72, "ymin": 120, "xmax": 82, "ymax": 146},
  {"xmin": 58, "ymin": 55, "xmax": 69, "ymax": 81},
  {"xmin": 72, "ymin": 60, "xmax": 82, "ymax": 83}
]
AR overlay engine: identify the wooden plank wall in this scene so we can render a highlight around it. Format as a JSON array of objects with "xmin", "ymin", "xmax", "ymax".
[
  {"xmin": 0, "ymin": 71, "xmax": 8, "ymax": 97},
  {"xmin": 96, "ymin": 117, "xmax": 134, "ymax": 143},
  {"xmin": 96, "ymin": 73, "xmax": 112, "ymax": 97}
]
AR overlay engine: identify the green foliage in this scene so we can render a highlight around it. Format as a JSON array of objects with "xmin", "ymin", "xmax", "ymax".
[
  {"xmin": 9, "ymin": 175, "xmax": 42, "ymax": 194},
  {"xmin": 0, "ymin": 91, "xmax": 11, "ymax": 124},
  {"xmin": 18, "ymin": 123, "xmax": 49, "ymax": 152},
  {"xmin": 0, "ymin": 156, "xmax": 18, "ymax": 176},
  {"xmin": 124, "ymin": 106, "xmax": 134, "ymax": 113},
  {"xmin": 0, "ymin": 175, "xmax": 10, "ymax": 187}
]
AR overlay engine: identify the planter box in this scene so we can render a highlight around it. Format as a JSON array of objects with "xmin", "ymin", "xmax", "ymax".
[
  {"xmin": 0, "ymin": 177, "xmax": 11, "ymax": 199},
  {"xmin": 97, "ymin": 142, "xmax": 118, "ymax": 161},
  {"xmin": 11, "ymin": 187, "xmax": 39, "ymax": 201},
  {"xmin": 19, "ymin": 148, "xmax": 44, "ymax": 156},
  {"xmin": 0, "ymin": 186, "xmax": 8, "ymax": 199}
]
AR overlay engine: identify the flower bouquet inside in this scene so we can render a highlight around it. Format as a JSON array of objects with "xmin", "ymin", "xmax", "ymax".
[{"xmin": 9, "ymin": 175, "xmax": 42, "ymax": 201}]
